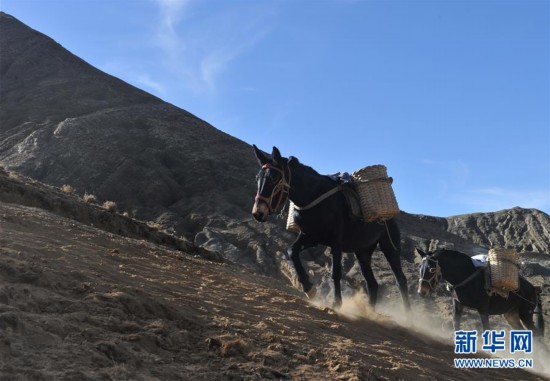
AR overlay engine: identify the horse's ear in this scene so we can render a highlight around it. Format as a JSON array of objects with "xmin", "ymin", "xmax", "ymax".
[
  {"xmin": 415, "ymin": 248, "xmax": 426, "ymax": 258},
  {"xmin": 253, "ymin": 144, "xmax": 269, "ymax": 166},
  {"xmin": 288, "ymin": 156, "xmax": 299, "ymax": 166},
  {"xmin": 272, "ymin": 146, "xmax": 282, "ymax": 165}
]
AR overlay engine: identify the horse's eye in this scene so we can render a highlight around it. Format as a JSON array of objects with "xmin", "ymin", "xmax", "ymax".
[
  {"xmin": 429, "ymin": 268, "xmax": 436, "ymax": 273},
  {"xmin": 266, "ymin": 173, "xmax": 276, "ymax": 183}
]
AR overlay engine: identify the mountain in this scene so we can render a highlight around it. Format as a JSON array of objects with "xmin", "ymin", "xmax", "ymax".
[
  {"xmin": 410, "ymin": 208, "xmax": 550, "ymax": 254},
  {"xmin": 2, "ymin": 11, "xmax": 549, "ymax": 272},
  {"xmin": 1, "ymin": 11, "xmax": 549, "ymax": 278},
  {"xmin": 0, "ymin": 11, "xmax": 258, "ymax": 228},
  {"xmin": 447, "ymin": 208, "xmax": 550, "ymax": 253}
]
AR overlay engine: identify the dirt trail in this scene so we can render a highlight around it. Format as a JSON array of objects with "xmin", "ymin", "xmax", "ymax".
[{"xmin": 0, "ymin": 202, "xmax": 547, "ymax": 380}]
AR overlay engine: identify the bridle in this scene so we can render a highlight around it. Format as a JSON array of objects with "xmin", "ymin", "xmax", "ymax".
[
  {"xmin": 255, "ymin": 162, "xmax": 291, "ymax": 214},
  {"xmin": 419, "ymin": 256, "xmax": 442, "ymax": 292}
]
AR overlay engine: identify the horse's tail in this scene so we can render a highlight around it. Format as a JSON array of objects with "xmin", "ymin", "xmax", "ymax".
[{"xmin": 534, "ymin": 286, "xmax": 545, "ymax": 335}]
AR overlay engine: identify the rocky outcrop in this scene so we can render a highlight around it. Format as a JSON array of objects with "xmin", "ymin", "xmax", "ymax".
[
  {"xmin": 0, "ymin": 168, "xmax": 224, "ymax": 261},
  {"xmin": 446, "ymin": 207, "xmax": 550, "ymax": 254},
  {"xmin": 402, "ymin": 208, "xmax": 550, "ymax": 255}
]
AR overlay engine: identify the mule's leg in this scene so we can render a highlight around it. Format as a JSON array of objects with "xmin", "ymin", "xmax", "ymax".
[
  {"xmin": 504, "ymin": 311, "xmax": 524, "ymax": 330},
  {"xmin": 331, "ymin": 246, "xmax": 343, "ymax": 309},
  {"xmin": 288, "ymin": 234, "xmax": 316, "ymax": 298},
  {"xmin": 518, "ymin": 304, "xmax": 538, "ymax": 333},
  {"xmin": 478, "ymin": 310, "xmax": 491, "ymax": 332},
  {"xmin": 453, "ymin": 298, "xmax": 464, "ymax": 331},
  {"xmin": 534, "ymin": 292, "xmax": 545, "ymax": 337},
  {"xmin": 355, "ymin": 245, "xmax": 378, "ymax": 308},
  {"xmin": 379, "ymin": 224, "xmax": 410, "ymax": 311},
  {"xmin": 518, "ymin": 289, "xmax": 545, "ymax": 337}
]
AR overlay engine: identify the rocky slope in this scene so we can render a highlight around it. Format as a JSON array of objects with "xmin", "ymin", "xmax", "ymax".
[
  {"xmin": 0, "ymin": 11, "xmax": 258, "ymax": 227},
  {"xmin": 1, "ymin": 174, "xmax": 549, "ymax": 380}
]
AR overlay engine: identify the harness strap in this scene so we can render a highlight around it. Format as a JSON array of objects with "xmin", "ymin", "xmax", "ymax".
[
  {"xmin": 453, "ymin": 268, "xmax": 482, "ymax": 289},
  {"xmin": 294, "ymin": 186, "xmax": 342, "ymax": 211}
]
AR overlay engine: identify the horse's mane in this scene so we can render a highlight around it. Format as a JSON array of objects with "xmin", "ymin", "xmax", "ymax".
[
  {"xmin": 434, "ymin": 248, "xmax": 473, "ymax": 263},
  {"xmin": 287, "ymin": 156, "xmax": 321, "ymax": 177}
]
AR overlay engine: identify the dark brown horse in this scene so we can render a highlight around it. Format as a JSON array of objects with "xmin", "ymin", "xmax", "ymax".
[{"xmin": 251, "ymin": 145, "xmax": 410, "ymax": 310}]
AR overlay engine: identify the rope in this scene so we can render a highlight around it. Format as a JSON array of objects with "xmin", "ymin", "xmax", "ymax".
[
  {"xmin": 278, "ymin": 164, "xmax": 292, "ymax": 218},
  {"xmin": 508, "ymin": 289, "xmax": 539, "ymax": 309},
  {"xmin": 383, "ymin": 220, "xmax": 398, "ymax": 251},
  {"xmin": 293, "ymin": 186, "xmax": 342, "ymax": 211},
  {"xmin": 453, "ymin": 268, "xmax": 483, "ymax": 289},
  {"xmin": 354, "ymin": 176, "xmax": 393, "ymax": 184}
]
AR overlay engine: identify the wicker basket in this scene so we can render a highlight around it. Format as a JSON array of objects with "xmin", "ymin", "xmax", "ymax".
[
  {"xmin": 352, "ymin": 165, "xmax": 399, "ymax": 222},
  {"xmin": 286, "ymin": 201, "xmax": 300, "ymax": 233},
  {"xmin": 488, "ymin": 248, "xmax": 519, "ymax": 291}
]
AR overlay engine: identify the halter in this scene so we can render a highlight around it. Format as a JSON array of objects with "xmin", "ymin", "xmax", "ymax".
[
  {"xmin": 255, "ymin": 163, "xmax": 291, "ymax": 214},
  {"xmin": 419, "ymin": 256, "xmax": 442, "ymax": 292}
]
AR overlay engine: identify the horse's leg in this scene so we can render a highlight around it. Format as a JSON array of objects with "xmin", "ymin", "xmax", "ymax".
[
  {"xmin": 331, "ymin": 245, "xmax": 343, "ymax": 309},
  {"xmin": 453, "ymin": 298, "xmax": 464, "ymax": 331},
  {"xmin": 288, "ymin": 234, "xmax": 316, "ymax": 298},
  {"xmin": 379, "ymin": 222, "xmax": 410, "ymax": 311},
  {"xmin": 354, "ymin": 244, "xmax": 378, "ymax": 308}
]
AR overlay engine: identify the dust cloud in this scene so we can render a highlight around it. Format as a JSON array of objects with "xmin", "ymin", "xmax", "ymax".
[{"xmin": 309, "ymin": 291, "xmax": 550, "ymax": 379}]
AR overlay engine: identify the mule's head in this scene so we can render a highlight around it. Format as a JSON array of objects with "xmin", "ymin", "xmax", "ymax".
[
  {"xmin": 416, "ymin": 248, "xmax": 441, "ymax": 297},
  {"xmin": 251, "ymin": 145, "xmax": 291, "ymax": 222}
]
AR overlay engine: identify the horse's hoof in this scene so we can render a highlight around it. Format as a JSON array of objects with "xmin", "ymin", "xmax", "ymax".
[{"xmin": 305, "ymin": 285, "xmax": 317, "ymax": 299}]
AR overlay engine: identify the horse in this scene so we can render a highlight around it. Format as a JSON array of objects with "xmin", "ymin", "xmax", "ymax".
[
  {"xmin": 416, "ymin": 248, "xmax": 545, "ymax": 336},
  {"xmin": 251, "ymin": 145, "xmax": 410, "ymax": 310}
]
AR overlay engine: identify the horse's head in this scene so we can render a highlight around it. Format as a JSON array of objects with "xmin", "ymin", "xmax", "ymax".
[
  {"xmin": 251, "ymin": 145, "xmax": 291, "ymax": 222},
  {"xmin": 416, "ymin": 248, "xmax": 442, "ymax": 297}
]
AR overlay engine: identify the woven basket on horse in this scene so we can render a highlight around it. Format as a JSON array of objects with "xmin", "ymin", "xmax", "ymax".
[
  {"xmin": 488, "ymin": 248, "xmax": 520, "ymax": 292},
  {"xmin": 286, "ymin": 201, "xmax": 300, "ymax": 233},
  {"xmin": 352, "ymin": 165, "xmax": 399, "ymax": 222}
]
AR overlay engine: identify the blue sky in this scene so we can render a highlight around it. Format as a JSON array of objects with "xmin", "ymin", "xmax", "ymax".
[{"xmin": 2, "ymin": 0, "xmax": 549, "ymax": 217}]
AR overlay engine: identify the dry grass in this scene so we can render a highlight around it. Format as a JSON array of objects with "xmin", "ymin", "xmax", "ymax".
[
  {"xmin": 61, "ymin": 184, "xmax": 75, "ymax": 194},
  {"xmin": 146, "ymin": 221, "xmax": 162, "ymax": 230},
  {"xmin": 83, "ymin": 193, "xmax": 98, "ymax": 204},
  {"xmin": 102, "ymin": 201, "xmax": 117, "ymax": 212},
  {"xmin": 220, "ymin": 338, "xmax": 249, "ymax": 357}
]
